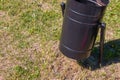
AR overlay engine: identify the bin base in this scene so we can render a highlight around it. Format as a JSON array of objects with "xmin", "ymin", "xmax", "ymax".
[{"xmin": 59, "ymin": 44, "xmax": 92, "ymax": 60}]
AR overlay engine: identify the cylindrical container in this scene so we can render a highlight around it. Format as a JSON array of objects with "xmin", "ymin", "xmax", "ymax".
[{"xmin": 59, "ymin": 0, "xmax": 109, "ymax": 60}]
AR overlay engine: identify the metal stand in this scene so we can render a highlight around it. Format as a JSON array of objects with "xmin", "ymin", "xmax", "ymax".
[{"xmin": 99, "ymin": 22, "xmax": 106, "ymax": 65}]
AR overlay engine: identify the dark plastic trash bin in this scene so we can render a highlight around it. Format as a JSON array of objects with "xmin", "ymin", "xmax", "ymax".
[{"xmin": 59, "ymin": 0, "xmax": 109, "ymax": 62}]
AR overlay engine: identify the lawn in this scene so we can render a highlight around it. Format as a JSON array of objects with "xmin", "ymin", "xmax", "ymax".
[{"xmin": 0, "ymin": 0, "xmax": 120, "ymax": 80}]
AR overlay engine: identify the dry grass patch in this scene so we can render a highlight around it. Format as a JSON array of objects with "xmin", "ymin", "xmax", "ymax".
[{"xmin": 0, "ymin": 10, "xmax": 10, "ymax": 22}]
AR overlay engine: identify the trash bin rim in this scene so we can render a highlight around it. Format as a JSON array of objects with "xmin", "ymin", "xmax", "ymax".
[{"xmin": 74, "ymin": 0, "xmax": 109, "ymax": 8}]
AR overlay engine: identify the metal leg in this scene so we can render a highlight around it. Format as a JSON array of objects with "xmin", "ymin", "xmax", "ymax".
[
  {"xmin": 60, "ymin": 2, "xmax": 65, "ymax": 17},
  {"xmin": 98, "ymin": 22, "xmax": 106, "ymax": 65}
]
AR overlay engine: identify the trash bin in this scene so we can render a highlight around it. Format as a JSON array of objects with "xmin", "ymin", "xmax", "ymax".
[{"xmin": 59, "ymin": 0, "xmax": 109, "ymax": 62}]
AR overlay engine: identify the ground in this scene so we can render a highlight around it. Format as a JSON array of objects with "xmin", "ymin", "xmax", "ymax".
[{"xmin": 0, "ymin": 0, "xmax": 120, "ymax": 80}]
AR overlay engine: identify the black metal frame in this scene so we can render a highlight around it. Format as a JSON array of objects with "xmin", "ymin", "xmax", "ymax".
[{"xmin": 99, "ymin": 22, "xmax": 106, "ymax": 64}]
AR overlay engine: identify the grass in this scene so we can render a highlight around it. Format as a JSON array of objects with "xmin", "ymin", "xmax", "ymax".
[{"xmin": 0, "ymin": 0, "xmax": 120, "ymax": 80}]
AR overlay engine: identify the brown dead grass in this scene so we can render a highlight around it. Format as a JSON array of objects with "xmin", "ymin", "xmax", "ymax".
[
  {"xmin": 50, "ymin": 52, "xmax": 120, "ymax": 80},
  {"xmin": 39, "ymin": 3, "xmax": 52, "ymax": 12},
  {"xmin": 0, "ymin": 32, "xmax": 120, "ymax": 80},
  {"xmin": 0, "ymin": 10, "xmax": 10, "ymax": 22},
  {"xmin": 0, "ymin": 76, "xmax": 4, "ymax": 80},
  {"xmin": 0, "ymin": 25, "xmax": 119, "ymax": 80}
]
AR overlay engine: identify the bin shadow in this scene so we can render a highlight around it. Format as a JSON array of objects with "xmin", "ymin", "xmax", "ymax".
[{"xmin": 77, "ymin": 39, "xmax": 120, "ymax": 70}]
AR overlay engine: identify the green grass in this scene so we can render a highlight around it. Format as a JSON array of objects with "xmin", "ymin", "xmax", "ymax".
[{"xmin": 0, "ymin": 0, "xmax": 120, "ymax": 80}]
